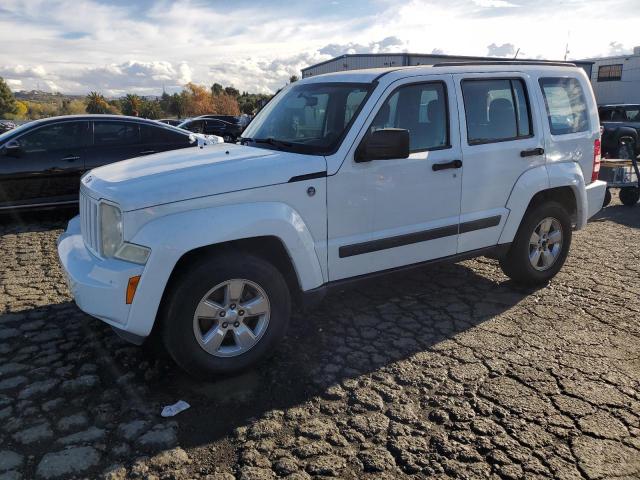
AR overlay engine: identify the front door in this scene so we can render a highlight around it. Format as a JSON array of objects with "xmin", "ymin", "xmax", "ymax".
[
  {"xmin": 453, "ymin": 73, "xmax": 546, "ymax": 253},
  {"xmin": 328, "ymin": 75, "xmax": 463, "ymax": 280},
  {"xmin": 0, "ymin": 120, "xmax": 90, "ymax": 208}
]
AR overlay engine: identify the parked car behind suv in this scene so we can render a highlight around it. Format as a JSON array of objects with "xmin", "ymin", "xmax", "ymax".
[
  {"xmin": 0, "ymin": 120, "xmax": 16, "ymax": 134},
  {"xmin": 598, "ymin": 104, "xmax": 640, "ymax": 159},
  {"xmin": 58, "ymin": 62, "xmax": 606, "ymax": 377},
  {"xmin": 178, "ymin": 115, "xmax": 245, "ymax": 143},
  {"xmin": 0, "ymin": 115, "xmax": 217, "ymax": 212}
]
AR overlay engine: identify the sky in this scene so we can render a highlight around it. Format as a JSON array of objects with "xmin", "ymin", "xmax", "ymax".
[{"xmin": 1, "ymin": 0, "xmax": 639, "ymax": 96}]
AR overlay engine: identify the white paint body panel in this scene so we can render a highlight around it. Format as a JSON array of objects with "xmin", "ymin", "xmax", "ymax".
[
  {"xmin": 327, "ymin": 73, "xmax": 463, "ymax": 280},
  {"xmin": 57, "ymin": 63, "xmax": 604, "ymax": 340}
]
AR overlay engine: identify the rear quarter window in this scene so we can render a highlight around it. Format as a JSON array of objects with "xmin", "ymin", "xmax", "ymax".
[{"xmin": 539, "ymin": 78, "xmax": 589, "ymax": 135}]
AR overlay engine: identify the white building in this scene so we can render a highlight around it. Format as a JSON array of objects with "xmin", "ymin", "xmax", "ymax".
[
  {"xmin": 584, "ymin": 47, "xmax": 640, "ymax": 105},
  {"xmin": 301, "ymin": 53, "xmax": 594, "ymax": 79}
]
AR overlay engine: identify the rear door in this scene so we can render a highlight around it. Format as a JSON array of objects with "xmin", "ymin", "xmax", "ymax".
[
  {"xmin": 85, "ymin": 120, "xmax": 141, "ymax": 170},
  {"xmin": 0, "ymin": 120, "xmax": 90, "ymax": 208},
  {"xmin": 454, "ymin": 72, "xmax": 546, "ymax": 253},
  {"xmin": 138, "ymin": 124, "xmax": 193, "ymax": 155}
]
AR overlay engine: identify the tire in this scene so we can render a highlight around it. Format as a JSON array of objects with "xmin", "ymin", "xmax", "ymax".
[
  {"xmin": 161, "ymin": 252, "xmax": 291, "ymax": 378},
  {"xmin": 603, "ymin": 188, "xmax": 612, "ymax": 208},
  {"xmin": 499, "ymin": 201, "xmax": 572, "ymax": 286},
  {"xmin": 617, "ymin": 140, "xmax": 634, "ymax": 160},
  {"xmin": 619, "ymin": 187, "xmax": 640, "ymax": 206}
]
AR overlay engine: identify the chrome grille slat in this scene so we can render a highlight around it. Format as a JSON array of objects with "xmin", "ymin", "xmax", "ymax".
[{"xmin": 80, "ymin": 191, "xmax": 101, "ymax": 257}]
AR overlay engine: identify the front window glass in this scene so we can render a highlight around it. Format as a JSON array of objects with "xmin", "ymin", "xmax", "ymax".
[
  {"xmin": 241, "ymin": 82, "xmax": 371, "ymax": 154},
  {"xmin": 369, "ymin": 82, "xmax": 449, "ymax": 152},
  {"xmin": 19, "ymin": 121, "xmax": 90, "ymax": 153}
]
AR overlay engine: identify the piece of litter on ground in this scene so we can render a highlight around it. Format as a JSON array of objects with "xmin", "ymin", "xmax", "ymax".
[{"xmin": 161, "ymin": 400, "xmax": 191, "ymax": 417}]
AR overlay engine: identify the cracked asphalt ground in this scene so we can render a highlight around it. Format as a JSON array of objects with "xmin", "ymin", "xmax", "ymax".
[{"xmin": 1, "ymin": 196, "xmax": 639, "ymax": 480}]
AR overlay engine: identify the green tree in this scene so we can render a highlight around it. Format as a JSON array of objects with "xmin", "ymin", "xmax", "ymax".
[
  {"xmin": 211, "ymin": 83, "xmax": 223, "ymax": 96},
  {"xmin": 85, "ymin": 91, "xmax": 110, "ymax": 114},
  {"xmin": 121, "ymin": 94, "xmax": 142, "ymax": 116},
  {"xmin": 139, "ymin": 98, "xmax": 162, "ymax": 119},
  {"xmin": 289, "ymin": 75, "xmax": 299, "ymax": 83},
  {"xmin": 0, "ymin": 76, "xmax": 17, "ymax": 117},
  {"xmin": 224, "ymin": 86, "xmax": 239, "ymax": 97}
]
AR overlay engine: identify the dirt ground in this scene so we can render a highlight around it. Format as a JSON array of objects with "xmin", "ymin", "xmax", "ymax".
[{"xmin": 0, "ymin": 195, "xmax": 639, "ymax": 479}]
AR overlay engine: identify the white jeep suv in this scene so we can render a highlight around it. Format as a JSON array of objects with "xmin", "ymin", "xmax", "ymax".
[{"xmin": 58, "ymin": 62, "xmax": 606, "ymax": 377}]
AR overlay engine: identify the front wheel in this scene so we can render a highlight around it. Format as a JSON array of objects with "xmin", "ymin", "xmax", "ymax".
[
  {"xmin": 499, "ymin": 201, "xmax": 572, "ymax": 286},
  {"xmin": 161, "ymin": 253, "xmax": 291, "ymax": 377}
]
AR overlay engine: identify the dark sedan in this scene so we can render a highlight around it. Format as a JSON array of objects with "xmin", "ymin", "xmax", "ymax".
[
  {"xmin": 178, "ymin": 116, "xmax": 245, "ymax": 143},
  {"xmin": 0, "ymin": 115, "xmax": 204, "ymax": 211}
]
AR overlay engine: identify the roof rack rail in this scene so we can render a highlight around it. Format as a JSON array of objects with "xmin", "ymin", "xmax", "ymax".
[{"xmin": 433, "ymin": 61, "xmax": 577, "ymax": 68}]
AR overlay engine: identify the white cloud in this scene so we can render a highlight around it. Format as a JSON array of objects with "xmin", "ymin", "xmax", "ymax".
[{"xmin": 1, "ymin": 0, "xmax": 640, "ymax": 95}]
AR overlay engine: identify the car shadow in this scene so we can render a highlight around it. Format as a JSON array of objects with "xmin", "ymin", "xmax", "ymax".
[
  {"xmin": 1, "ymin": 256, "xmax": 538, "ymax": 469},
  {"xmin": 143, "ymin": 260, "xmax": 536, "ymax": 449},
  {"xmin": 0, "ymin": 208, "xmax": 76, "ymax": 233},
  {"xmin": 590, "ymin": 202, "xmax": 640, "ymax": 229}
]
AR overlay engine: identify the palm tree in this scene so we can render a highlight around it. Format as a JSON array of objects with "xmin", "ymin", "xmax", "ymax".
[{"xmin": 85, "ymin": 92, "xmax": 109, "ymax": 114}]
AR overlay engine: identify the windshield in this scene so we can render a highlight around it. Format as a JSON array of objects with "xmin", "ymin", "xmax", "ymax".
[
  {"xmin": 0, "ymin": 121, "xmax": 33, "ymax": 143},
  {"xmin": 241, "ymin": 82, "xmax": 371, "ymax": 155}
]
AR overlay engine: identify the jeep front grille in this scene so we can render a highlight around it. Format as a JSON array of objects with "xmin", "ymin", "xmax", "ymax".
[{"xmin": 80, "ymin": 192, "xmax": 100, "ymax": 256}]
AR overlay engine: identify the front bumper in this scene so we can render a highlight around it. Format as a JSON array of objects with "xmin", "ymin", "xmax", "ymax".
[
  {"xmin": 585, "ymin": 180, "xmax": 607, "ymax": 219},
  {"xmin": 57, "ymin": 216, "xmax": 145, "ymax": 330}
]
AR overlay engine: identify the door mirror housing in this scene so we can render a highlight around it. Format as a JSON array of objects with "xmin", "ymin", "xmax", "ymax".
[
  {"xmin": 3, "ymin": 140, "xmax": 23, "ymax": 157},
  {"xmin": 355, "ymin": 128, "xmax": 410, "ymax": 162}
]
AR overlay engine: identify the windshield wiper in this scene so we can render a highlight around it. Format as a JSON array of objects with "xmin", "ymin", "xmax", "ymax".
[{"xmin": 240, "ymin": 137, "xmax": 293, "ymax": 148}]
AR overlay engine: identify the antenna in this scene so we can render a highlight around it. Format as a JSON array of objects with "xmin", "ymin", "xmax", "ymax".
[
  {"xmin": 564, "ymin": 30, "xmax": 571, "ymax": 61},
  {"xmin": 513, "ymin": 48, "xmax": 520, "ymax": 59}
]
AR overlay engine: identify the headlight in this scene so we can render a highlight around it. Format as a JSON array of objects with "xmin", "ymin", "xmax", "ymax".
[{"xmin": 100, "ymin": 202, "xmax": 123, "ymax": 257}]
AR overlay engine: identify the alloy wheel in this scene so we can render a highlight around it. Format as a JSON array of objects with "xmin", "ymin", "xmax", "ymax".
[
  {"xmin": 529, "ymin": 217, "xmax": 563, "ymax": 271},
  {"xmin": 192, "ymin": 279, "xmax": 271, "ymax": 357}
]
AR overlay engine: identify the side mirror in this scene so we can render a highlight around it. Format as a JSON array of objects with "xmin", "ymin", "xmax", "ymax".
[
  {"xmin": 355, "ymin": 128, "xmax": 410, "ymax": 162},
  {"xmin": 3, "ymin": 140, "xmax": 23, "ymax": 157}
]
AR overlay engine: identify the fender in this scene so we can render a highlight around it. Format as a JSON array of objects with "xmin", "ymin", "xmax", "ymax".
[
  {"xmin": 499, "ymin": 165, "xmax": 550, "ymax": 244},
  {"xmin": 546, "ymin": 161, "xmax": 587, "ymax": 229},
  {"xmin": 499, "ymin": 162, "xmax": 587, "ymax": 245},
  {"xmin": 124, "ymin": 202, "xmax": 325, "ymax": 337}
]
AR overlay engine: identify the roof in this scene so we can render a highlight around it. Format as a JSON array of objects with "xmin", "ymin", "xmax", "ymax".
[
  {"xmin": 302, "ymin": 52, "xmax": 594, "ymax": 73},
  {"xmin": 300, "ymin": 62, "xmax": 587, "ymax": 85}
]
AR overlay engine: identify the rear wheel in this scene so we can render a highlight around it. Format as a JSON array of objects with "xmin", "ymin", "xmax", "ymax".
[
  {"xmin": 499, "ymin": 201, "xmax": 572, "ymax": 286},
  {"xmin": 162, "ymin": 252, "xmax": 291, "ymax": 377},
  {"xmin": 619, "ymin": 187, "xmax": 640, "ymax": 206}
]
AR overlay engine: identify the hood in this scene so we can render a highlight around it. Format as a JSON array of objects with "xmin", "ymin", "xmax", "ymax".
[{"xmin": 82, "ymin": 143, "xmax": 327, "ymax": 211}]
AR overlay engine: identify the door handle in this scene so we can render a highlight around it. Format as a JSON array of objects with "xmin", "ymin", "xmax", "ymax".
[
  {"xmin": 62, "ymin": 155, "xmax": 80, "ymax": 162},
  {"xmin": 139, "ymin": 150, "xmax": 156, "ymax": 155},
  {"xmin": 432, "ymin": 159, "xmax": 462, "ymax": 171},
  {"xmin": 520, "ymin": 147, "xmax": 545, "ymax": 158}
]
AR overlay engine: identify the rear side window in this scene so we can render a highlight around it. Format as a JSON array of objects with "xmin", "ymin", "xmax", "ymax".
[
  {"xmin": 370, "ymin": 82, "xmax": 449, "ymax": 152},
  {"xmin": 140, "ymin": 125, "xmax": 190, "ymax": 145},
  {"xmin": 539, "ymin": 78, "xmax": 589, "ymax": 135},
  {"xmin": 461, "ymin": 78, "xmax": 532, "ymax": 145},
  {"xmin": 94, "ymin": 122, "xmax": 139, "ymax": 146}
]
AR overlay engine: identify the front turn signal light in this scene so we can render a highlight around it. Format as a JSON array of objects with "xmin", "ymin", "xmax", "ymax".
[{"xmin": 126, "ymin": 275, "xmax": 141, "ymax": 304}]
